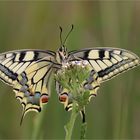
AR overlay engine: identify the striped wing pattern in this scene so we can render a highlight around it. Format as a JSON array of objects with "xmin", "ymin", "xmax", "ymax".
[
  {"xmin": 66, "ymin": 48, "xmax": 140, "ymax": 106},
  {"xmin": 13, "ymin": 59, "xmax": 54, "ymax": 124},
  {"xmin": 0, "ymin": 50, "xmax": 55, "ymax": 85},
  {"xmin": 0, "ymin": 50, "xmax": 55, "ymax": 123},
  {"xmin": 0, "ymin": 47, "xmax": 139, "ymax": 123},
  {"xmin": 69, "ymin": 48, "xmax": 140, "ymax": 83}
]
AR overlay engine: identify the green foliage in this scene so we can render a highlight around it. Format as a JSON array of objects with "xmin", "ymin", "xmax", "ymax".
[
  {"xmin": 55, "ymin": 62, "xmax": 91, "ymax": 111},
  {"xmin": 55, "ymin": 62, "xmax": 91, "ymax": 139}
]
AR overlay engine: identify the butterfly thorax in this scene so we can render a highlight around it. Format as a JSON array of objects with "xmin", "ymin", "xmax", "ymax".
[{"xmin": 56, "ymin": 45, "xmax": 68, "ymax": 64}]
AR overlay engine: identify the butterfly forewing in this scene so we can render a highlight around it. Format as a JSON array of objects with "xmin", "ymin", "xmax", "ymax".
[
  {"xmin": 69, "ymin": 48, "xmax": 140, "ymax": 83},
  {"xmin": 0, "ymin": 50, "xmax": 55, "ymax": 85},
  {"xmin": 0, "ymin": 50, "xmax": 55, "ymax": 122}
]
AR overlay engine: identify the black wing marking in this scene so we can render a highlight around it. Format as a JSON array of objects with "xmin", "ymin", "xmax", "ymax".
[
  {"xmin": 0, "ymin": 50, "xmax": 55, "ymax": 124},
  {"xmin": 69, "ymin": 47, "xmax": 140, "ymax": 83},
  {"xmin": 13, "ymin": 58, "xmax": 54, "ymax": 124},
  {"xmin": 0, "ymin": 50, "xmax": 55, "ymax": 85}
]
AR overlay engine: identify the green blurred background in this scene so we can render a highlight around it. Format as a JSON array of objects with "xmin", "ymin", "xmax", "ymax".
[{"xmin": 0, "ymin": 1, "xmax": 140, "ymax": 139}]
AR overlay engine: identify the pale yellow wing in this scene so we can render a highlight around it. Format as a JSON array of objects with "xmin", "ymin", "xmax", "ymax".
[
  {"xmin": 0, "ymin": 50, "xmax": 55, "ymax": 124},
  {"xmin": 13, "ymin": 58, "xmax": 54, "ymax": 124},
  {"xmin": 0, "ymin": 50, "xmax": 55, "ymax": 85},
  {"xmin": 69, "ymin": 47, "xmax": 140, "ymax": 83}
]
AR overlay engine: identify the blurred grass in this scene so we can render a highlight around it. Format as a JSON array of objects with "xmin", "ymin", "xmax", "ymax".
[{"xmin": 0, "ymin": 1, "xmax": 139, "ymax": 139}]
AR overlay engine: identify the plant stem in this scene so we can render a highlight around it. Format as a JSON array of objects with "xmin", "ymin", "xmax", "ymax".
[
  {"xmin": 56, "ymin": 62, "xmax": 90, "ymax": 139},
  {"xmin": 80, "ymin": 122, "xmax": 87, "ymax": 139},
  {"xmin": 65, "ymin": 101, "xmax": 78, "ymax": 140}
]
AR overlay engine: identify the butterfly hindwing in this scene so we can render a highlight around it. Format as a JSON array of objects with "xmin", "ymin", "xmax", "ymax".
[
  {"xmin": 13, "ymin": 58, "xmax": 54, "ymax": 123},
  {"xmin": 69, "ymin": 48, "xmax": 140, "ymax": 83}
]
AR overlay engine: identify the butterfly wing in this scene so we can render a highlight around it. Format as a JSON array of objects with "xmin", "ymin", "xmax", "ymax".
[
  {"xmin": 13, "ymin": 58, "xmax": 54, "ymax": 124},
  {"xmin": 0, "ymin": 50, "xmax": 55, "ymax": 123},
  {"xmin": 59, "ymin": 48, "xmax": 140, "ymax": 110},
  {"xmin": 0, "ymin": 50, "xmax": 55, "ymax": 85},
  {"xmin": 69, "ymin": 47, "xmax": 140, "ymax": 83}
]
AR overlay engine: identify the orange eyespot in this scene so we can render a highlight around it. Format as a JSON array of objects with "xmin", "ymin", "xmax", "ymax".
[
  {"xmin": 41, "ymin": 94, "xmax": 49, "ymax": 103},
  {"xmin": 59, "ymin": 93, "xmax": 68, "ymax": 102}
]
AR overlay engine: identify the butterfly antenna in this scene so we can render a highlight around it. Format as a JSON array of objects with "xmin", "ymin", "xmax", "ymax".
[
  {"xmin": 63, "ymin": 24, "xmax": 74, "ymax": 45},
  {"xmin": 59, "ymin": 26, "xmax": 63, "ymax": 45}
]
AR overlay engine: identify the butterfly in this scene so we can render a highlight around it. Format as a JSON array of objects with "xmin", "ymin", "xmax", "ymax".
[{"xmin": 0, "ymin": 25, "xmax": 139, "ymax": 124}]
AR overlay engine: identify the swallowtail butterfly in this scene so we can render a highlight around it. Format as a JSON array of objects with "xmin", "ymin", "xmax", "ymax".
[{"xmin": 0, "ymin": 25, "xmax": 139, "ymax": 124}]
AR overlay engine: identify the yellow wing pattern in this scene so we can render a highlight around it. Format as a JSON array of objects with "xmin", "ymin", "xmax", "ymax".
[
  {"xmin": 13, "ymin": 59, "xmax": 54, "ymax": 124},
  {"xmin": 69, "ymin": 48, "xmax": 140, "ymax": 83},
  {"xmin": 58, "ymin": 48, "xmax": 140, "ymax": 111},
  {"xmin": 0, "ymin": 47, "xmax": 139, "ymax": 124},
  {"xmin": 0, "ymin": 50, "xmax": 55, "ymax": 123}
]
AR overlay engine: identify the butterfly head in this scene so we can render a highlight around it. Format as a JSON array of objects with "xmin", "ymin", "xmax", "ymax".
[
  {"xmin": 56, "ymin": 45, "xmax": 68, "ymax": 63},
  {"xmin": 56, "ymin": 25, "xmax": 73, "ymax": 64}
]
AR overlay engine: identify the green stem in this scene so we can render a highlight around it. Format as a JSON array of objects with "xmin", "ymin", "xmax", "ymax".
[
  {"xmin": 80, "ymin": 122, "xmax": 87, "ymax": 139},
  {"xmin": 65, "ymin": 101, "xmax": 78, "ymax": 140},
  {"xmin": 56, "ymin": 63, "xmax": 90, "ymax": 139}
]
